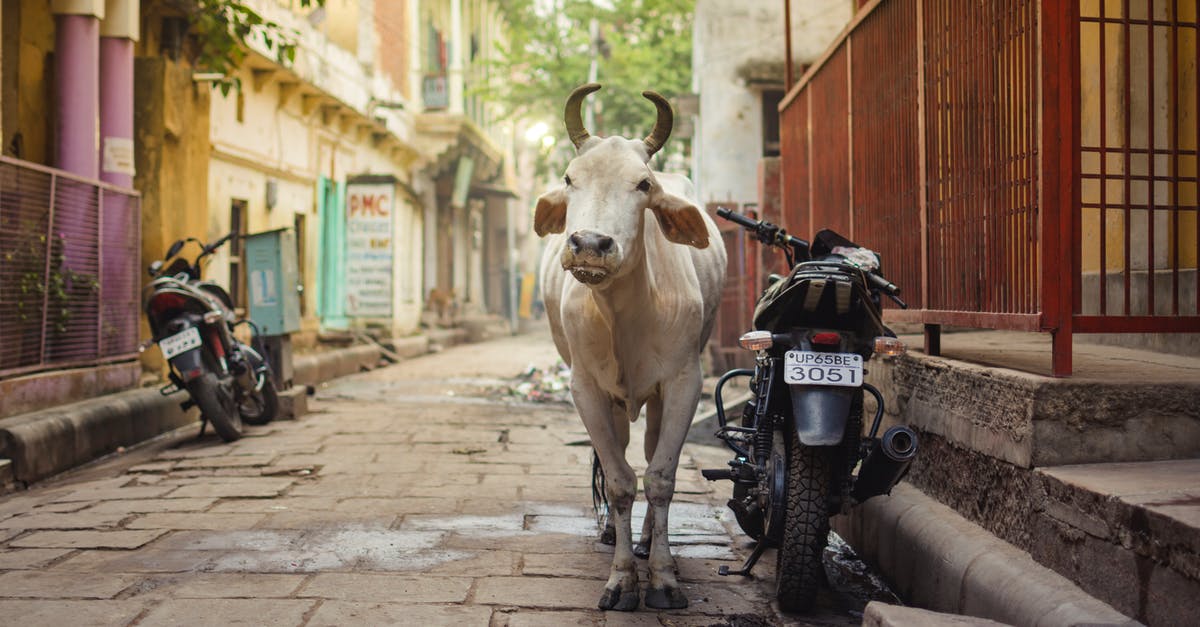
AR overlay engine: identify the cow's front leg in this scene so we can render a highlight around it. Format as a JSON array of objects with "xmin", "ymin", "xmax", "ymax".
[
  {"xmin": 641, "ymin": 368, "xmax": 702, "ymax": 609},
  {"xmin": 635, "ymin": 393, "xmax": 665, "ymax": 560},
  {"xmin": 600, "ymin": 400, "xmax": 631, "ymax": 546},
  {"xmin": 572, "ymin": 377, "xmax": 640, "ymax": 611}
]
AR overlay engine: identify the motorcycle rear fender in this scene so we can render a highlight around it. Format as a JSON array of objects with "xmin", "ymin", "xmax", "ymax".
[
  {"xmin": 170, "ymin": 348, "xmax": 207, "ymax": 383},
  {"xmin": 788, "ymin": 385, "xmax": 854, "ymax": 446},
  {"xmin": 163, "ymin": 316, "xmax": 207, "ymax": 382}
]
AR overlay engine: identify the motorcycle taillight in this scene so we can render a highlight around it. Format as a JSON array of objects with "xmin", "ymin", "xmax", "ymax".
[
  {"xmin": 148, "ymin": 292, "xmax": 189, "ymax": 315},
  {"xmin": 811, "ymin": 332, "xmax": 841, "ymax": 347}
]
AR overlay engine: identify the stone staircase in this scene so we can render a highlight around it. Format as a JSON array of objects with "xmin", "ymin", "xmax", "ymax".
[{"xmin": 856, "ymin": 330, "xmax": 1200, "ymax": 626}]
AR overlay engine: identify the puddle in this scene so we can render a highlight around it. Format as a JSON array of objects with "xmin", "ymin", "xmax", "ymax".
[{"xmin": 162, "ymin": 526, "xmax": 472, "ymax": 573}]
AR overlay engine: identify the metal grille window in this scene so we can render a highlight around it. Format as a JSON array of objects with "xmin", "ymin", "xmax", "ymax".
[{"xmin": 0, "ymin": 156, "xmax": 141, "ymax": 378}]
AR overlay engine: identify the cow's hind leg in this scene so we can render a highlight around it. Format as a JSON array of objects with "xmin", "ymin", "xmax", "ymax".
[
  {"xmin": 641, "ymin": 371, "xmax": 702, "ymax": 610},
  {"xmin": 573, "ymin": 380, "xmax": 640, "ymax": 611}
]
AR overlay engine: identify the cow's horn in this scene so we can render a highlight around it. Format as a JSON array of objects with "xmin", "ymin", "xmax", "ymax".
[
  {"xmin": 565, "ymin": 83, "xmax": 602, "ymax": 149},
  {"xmin": 642, "ymin": 91, "xmax": 673, "ymax": 156}
]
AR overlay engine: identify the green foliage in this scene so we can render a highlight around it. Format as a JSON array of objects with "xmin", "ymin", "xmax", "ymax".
[
  {"xmin": 483, "ymin": 0, "xmax": 694, "ymax": 164},
  {"xmin": 3, "ymin": 227, "xmax": 100, "ymax": 337},
  {"xmin": 183, "ymin": 0, "xmax": 325, "ymax": 95}
]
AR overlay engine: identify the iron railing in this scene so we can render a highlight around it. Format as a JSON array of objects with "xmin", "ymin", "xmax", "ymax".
[
  {"xmin": 0, "ymin": 156, "xmax": 141, "ymax": 379},
  {"xmin": 777, "ymin": 0, "xmax": 1200, "ymax": 375}
]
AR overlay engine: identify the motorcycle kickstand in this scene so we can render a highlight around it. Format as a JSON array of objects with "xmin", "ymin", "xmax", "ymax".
[{"xmin": 719, "ymin": 541, "xmax": 768, "ymax": 577}]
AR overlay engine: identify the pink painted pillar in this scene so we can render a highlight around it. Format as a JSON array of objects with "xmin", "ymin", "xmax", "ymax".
[
  {"xmin": 99, "ymin": 0, "xmax": 137, "ymax": 189},
  {"xmin": 98, "ymin": 0, "xmax": 140, "ymax": 354},
  {"xmin": 99, "ymin": 37, "xmax": 133, "ymax": 188},
  {"xmin": 55, "ymin": 13, "xmax": 101, "ymax": 179}
]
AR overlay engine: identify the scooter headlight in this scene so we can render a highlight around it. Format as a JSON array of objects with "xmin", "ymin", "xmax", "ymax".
[
  {"xmin": 874, "ymin": 336, "xmax": 906, "ymax": 356},
  {"xmin": 738, "ymin": 331, "xmax": 774, "ymax": 351}
]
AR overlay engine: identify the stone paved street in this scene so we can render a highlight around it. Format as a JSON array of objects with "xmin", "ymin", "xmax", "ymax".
[{"xmin": 0, "ymin": 330, "xmax": 867, "ymax": 626}]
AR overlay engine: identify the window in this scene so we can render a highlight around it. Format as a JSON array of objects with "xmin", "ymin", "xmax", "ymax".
[
  {"xmin": 230, "ymin": 199, "xmax": 248, "ymax": 310},
  {"xmin": 293, "ymin": 213, "xmax": 307, "ymax": 316},
  {"xmin": 762, "ymin": 89, "xmax": 784, "ymax": 157}
]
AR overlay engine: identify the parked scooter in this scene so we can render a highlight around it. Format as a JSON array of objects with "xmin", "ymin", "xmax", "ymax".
[
  {"xmin": 704, "ymin": 207, "xmax": 919, "ymax": 612},
  {"xmin": 143, "ymin": 233, "xmax": 278, "ymax": 442}
]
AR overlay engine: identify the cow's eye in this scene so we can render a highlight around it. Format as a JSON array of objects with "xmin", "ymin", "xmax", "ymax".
[
  {"xmin": 564, "ymin": 175, "xmax": 572, "ymax": 186},
  {"xmin": 636, "ymin": 179, "xmax": 651, "ymax": 193}
]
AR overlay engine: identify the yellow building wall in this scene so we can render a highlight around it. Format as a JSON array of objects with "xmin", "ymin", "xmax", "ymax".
[
  {"xmin": 1079, "ymin": 0, "xmax": 1198, "ymax": 273},
  {"xmin": 5, "ymin": 0, "xmax": 56, "ymax": 165}
]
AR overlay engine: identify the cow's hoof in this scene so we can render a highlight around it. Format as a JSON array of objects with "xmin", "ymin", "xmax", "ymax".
[
  {"xmin": 599, "ymin": 523, "xmax": 616, "ymax": 545},
  {"xmin": 644, "ymin": 586, "xmax": 688, "ymax": 609},
  {"xmin": 598, "ymin": 587, "xmax": 640, "ymax": 611},
  {"xmin": 633, "ymin": 541, "xmax": 650, "ymax": 559}
]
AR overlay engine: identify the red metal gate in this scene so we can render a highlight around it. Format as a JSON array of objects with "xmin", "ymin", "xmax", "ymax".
[{"xmin": 778, "ymin": 0, "xmax": 1200, "ymax": 376}]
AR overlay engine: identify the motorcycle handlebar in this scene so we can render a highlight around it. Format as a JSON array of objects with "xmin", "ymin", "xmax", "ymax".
[
  {"xmin": 716, "ymin": 206, "xmax": 907, "ymax": 308},
  {"xmin": 715, "ymin": 206, "xmax": 757, "ymax": 229},
  {"xmin": 203, "ymin": 232, "xmax": 234, "ymax": 254},
  {"xmin": 715, "ymin": 206, "xmax": 808, "ymax": 252}
]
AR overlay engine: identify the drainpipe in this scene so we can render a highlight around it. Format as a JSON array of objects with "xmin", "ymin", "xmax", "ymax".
[
  {"xmin": 99, "ymin": 0, "xmax": 138, "ymax": 189},
  {"xmin": 52, "ymin": 0, "xmax": 104, "ymax": 179}
]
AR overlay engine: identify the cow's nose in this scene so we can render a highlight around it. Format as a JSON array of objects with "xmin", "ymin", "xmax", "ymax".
[{"xmin": 567, "ymin": 231, "xmax": 615, "ymax": 256}]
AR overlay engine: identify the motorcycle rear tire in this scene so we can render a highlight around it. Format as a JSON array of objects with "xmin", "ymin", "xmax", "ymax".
[
  {"xmin": 776, "ymin": 432, "xmax": 832, "ymax": 612},
  {"xmin": 191, "ymin": 372, "xmax": 243, "ymax": 442}
]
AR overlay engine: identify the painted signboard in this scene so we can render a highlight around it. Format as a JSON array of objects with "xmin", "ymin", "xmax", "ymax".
[{"xmin": 345, "ymin": 177, "xmax": 395, "ymax": 317}]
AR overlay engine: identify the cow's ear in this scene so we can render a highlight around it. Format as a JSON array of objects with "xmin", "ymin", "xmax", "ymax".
[
  {"xmin": 650, "ymin": 192, "xmax": 710, "ymax": 249},
  {"xmin": 534, "ymin": 188, "xmax": 567, "ymax": 236}
]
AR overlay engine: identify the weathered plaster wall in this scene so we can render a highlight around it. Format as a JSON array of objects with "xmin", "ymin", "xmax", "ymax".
[
  {"xmin": 133, "ymin": 56, "xmax": 212, "ymax": 372},
  {"xmin": 3, "ymin": 0, "xmax": 56, "ymax": 165},
  {"xmin": 207, "ymin": 59, "xmax": 423, "ymax": 336},
  {"xmin": 692, "ymin": 0, "xmax": 853, "ymax": 206}
]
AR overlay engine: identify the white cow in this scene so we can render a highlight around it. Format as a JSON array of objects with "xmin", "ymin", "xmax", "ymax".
[{"xmin": 535, "ymin": 83, "xmax": 727, "ymax": 611}]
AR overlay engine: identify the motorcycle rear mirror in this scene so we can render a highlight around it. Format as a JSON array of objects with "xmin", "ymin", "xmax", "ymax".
[{"xmin": 165, "ymin": 239, "xmax": 185, "ymax": 259}]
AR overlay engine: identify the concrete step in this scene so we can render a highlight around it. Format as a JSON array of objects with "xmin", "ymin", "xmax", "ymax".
[
  {"xmin": 863, "ymin": 331, "xmax": 1200, "ymax": 626},
  {"xmin": 863, "ymin": 600, "xmax": 1012, "ymax": 626},
  {"xmin": 1032, "ymin": 459, "xmax": 1200, "ymax": 626}
]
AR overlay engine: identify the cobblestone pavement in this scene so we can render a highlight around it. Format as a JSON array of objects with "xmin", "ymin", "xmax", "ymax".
[{"xmin": 0, "ymin": 330, "xmax": 868, "ymax": 626}]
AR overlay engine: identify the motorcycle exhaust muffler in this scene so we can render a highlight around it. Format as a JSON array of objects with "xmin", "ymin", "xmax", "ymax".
[{"xmin": 851, "ymin": 425, "xmax": 919, "ymax": 503}]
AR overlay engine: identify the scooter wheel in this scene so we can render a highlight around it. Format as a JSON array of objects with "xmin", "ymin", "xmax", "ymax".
[
  {"xmin": 191, "ymin": 372, "xmax": 243, "ymax": 442},
  {"xmin": 240, "ymin": 377, "xmax": 279, "ymax": 425}
]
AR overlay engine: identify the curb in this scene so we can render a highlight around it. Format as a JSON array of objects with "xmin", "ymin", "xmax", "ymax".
[
  {"xmin": 0, "ymin": 342, "xmax": 392, "ymax": 490},
  {"xmin": 835, "ymin": 483, "xmax": 1139, "ymax": 627},
  {"xmin": 0, "ymin": 388, "xmax": 195, "ymax": 488}
]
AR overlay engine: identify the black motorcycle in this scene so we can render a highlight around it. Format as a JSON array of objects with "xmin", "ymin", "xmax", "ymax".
[
  {"xmin": 143, "ymin": 233, "xmax": 278, "ymax": 442},
  {"xmin": 704, "ymin": 207, "xmax": 919, "ymax": 612}
]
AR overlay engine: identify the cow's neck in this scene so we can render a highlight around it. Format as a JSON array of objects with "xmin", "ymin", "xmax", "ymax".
[
  {"xmin": 590, "ymin": 243, "xmax": 651, "ymax": 329},
  {"xmin": 586, "ymin": 248, "xmax": 658, "ymax": 408}
]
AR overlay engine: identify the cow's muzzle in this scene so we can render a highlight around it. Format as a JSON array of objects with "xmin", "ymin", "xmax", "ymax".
[
  {"xmin": 562, "ymin": 230, "xmax": 617, "ymax": 284},
  {"xmin": 567, "ymin": 230, "xmax": 615, "ymax": 257}
]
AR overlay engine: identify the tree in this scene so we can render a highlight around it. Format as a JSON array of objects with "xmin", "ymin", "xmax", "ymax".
[
  {"xmin": 484, "ymin": 0, "xmax": 694, "ymax": 164},
  {"xmin": 162, "ymin": 0, "xmax": 325, "ymax": 95}
]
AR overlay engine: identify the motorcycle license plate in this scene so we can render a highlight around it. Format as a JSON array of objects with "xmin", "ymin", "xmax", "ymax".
[
  {"xmin": 784, "ymin": 350, "xmax": 863, "ymax": 387},
  {"xmin": 159, "ymin": 327, "xmax": 202, "ymax": 360}
]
